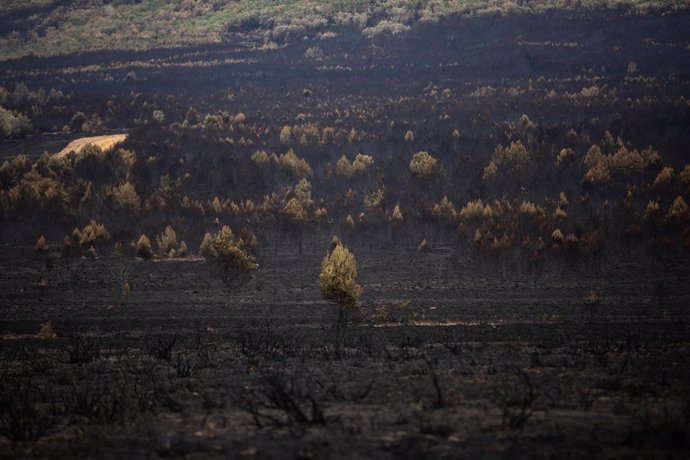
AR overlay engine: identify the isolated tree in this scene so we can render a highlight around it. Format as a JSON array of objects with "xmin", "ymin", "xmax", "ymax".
[
  {"xmin": 409, "ymin": 151, "xmax": 442, "ymax": 178},
  {"xmin": 35, "ymin": 235, "xmax": 48, "ymax": 254},
  {"xmin": 345, "ymin": 214, "xmax": 356, "ymax": 233},
  {"xmin": 136, "ymin": 234, "xmax": 154, "ymax": 260},
  {"xmin": 38, "ymin": 321, "xmax": 56, "ymax": 339},
  {"xmin": 200, "ymin": 225, "xmax": 258, "ymax": 288},
  {"xmin": 389, "ymin": 203, "xmax": 404, "ymax": 244},
  {"xmin": 318, "ymin": 239, "xmax": 362, "ymax": 357},
  {"xmin": 121, "ymin": 282, "xmax": 131, "ymax": 306},
  {"xmin": 390, "ymin": 203, "xmax": 403, "ymax": 225}
]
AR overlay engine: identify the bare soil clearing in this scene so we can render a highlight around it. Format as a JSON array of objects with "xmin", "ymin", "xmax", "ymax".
[{"xmin": 54, "ymin": 134, "xmax": 128, "ymax": 158}]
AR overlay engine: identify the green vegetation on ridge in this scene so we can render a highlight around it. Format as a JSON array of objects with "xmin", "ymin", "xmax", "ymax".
[{"xmin": 1, "ymin": 0, "xmax": 689, "ymax": 60}]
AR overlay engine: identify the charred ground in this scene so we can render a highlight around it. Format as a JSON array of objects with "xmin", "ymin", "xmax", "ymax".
[{"xmin": 1, "ymin": 8, "xmax": 690, "ymax": 459}]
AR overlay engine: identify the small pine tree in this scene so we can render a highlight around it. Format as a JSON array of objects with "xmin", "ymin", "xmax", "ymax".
[
  {"xmin": 136, "ymin": 234, "xmax": 154, "ymax": 260},
  {"xmin": 390, "ymin": 203, "xmax": 403, "ymax": 226},
  {"xmin": 318, "ymin": 240, "xmax": 362, "ymax": 357},
  {"xmin": 585, "ymin": 290, "xmax": 599, "ymax": 305},
  {"xmin": 38, "ymin": 321, "xmax": 56, "ymax": 339},
  {"xmin": 121, "ymin": 282, "xmax": 131, "ymax": 306},
  {"xmin": 35, "ymin": 235, "xmax": 48, "ymax": 254},
  {"xmin": 345, "ymin": 214, "xmax": 355, "ymax": 232},
  {"xmin": 200, "ymin": 225, "xmax": 258, "ymax": 288},
  {"xmin": 410, "ymin": 151, "xmax": 442, "ymax": 177}
]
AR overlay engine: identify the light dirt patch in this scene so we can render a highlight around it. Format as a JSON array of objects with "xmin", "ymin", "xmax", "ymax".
[{"xmin": 55, "ymin": 134, "xmax": 128, "ymax": 158}]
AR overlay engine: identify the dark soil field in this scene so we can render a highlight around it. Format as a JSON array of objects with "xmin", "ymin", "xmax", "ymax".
[
  {"xmin": 1, "ymin": 245, "xmax": 689, "ymax": 459},
  {"xmin": 1, "ymin": 5, "xmax": 690, "ymax": 459}
]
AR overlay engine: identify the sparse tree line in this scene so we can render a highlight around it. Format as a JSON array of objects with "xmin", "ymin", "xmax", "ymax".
[
  {"xmin": 1, "ymin": 77, "xmax": 689, "ymax": 278},
  {"xmin": 2, "ymin": 110, "xmax": 688, "ymax": 265}
]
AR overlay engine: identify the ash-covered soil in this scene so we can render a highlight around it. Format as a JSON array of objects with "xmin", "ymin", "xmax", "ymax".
[{"xmin": 1, "ymin": 246, "xmax": 689, "ymax": 459}]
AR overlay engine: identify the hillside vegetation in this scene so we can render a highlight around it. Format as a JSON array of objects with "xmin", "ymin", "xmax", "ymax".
[{"xmin": 1, "ymin": 0, "xmax": 689, "ymax": 60}]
